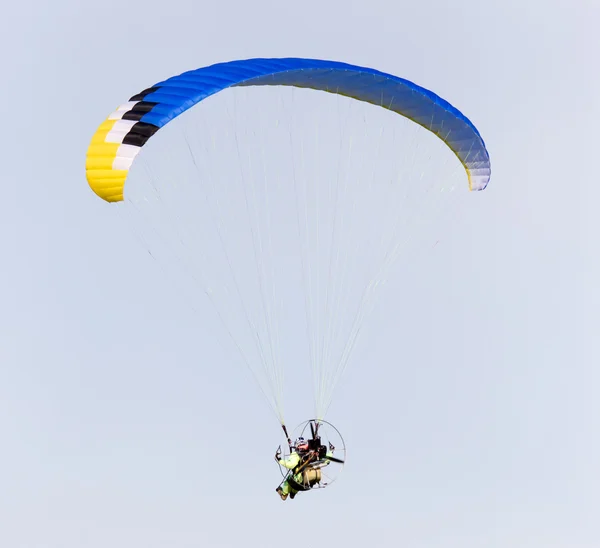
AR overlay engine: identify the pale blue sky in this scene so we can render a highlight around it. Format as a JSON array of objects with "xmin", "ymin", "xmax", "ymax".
[{"xmin": 1, "ymin": 1, "xmax": 598, "ymax": 547}]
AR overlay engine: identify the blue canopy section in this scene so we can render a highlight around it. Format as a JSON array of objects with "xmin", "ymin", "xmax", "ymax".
[{"xmin": 137, "ymin": 58, "xmax": 491, "ymax": 190}]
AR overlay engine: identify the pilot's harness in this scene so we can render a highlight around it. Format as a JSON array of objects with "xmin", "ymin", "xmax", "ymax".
[{"xmin": 285, "ymin": 450, "xmax": 322, "ymax": 491}]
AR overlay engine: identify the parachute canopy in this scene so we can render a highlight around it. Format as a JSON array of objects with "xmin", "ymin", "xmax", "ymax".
[
  {"xmin": 86, "ymin": 58, "xmax": 490, "ymax": 202},
  {"xmin": 85, "ymin": 58, "xmax": 491, "ymax": 424}
]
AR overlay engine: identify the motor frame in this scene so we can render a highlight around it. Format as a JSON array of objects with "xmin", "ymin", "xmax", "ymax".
[{"xmin": 276, "ymin": 419, "xmax": 346, "ymax": 490}]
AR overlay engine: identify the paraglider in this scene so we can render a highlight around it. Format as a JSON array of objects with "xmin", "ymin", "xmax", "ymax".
[
  {"xmin": 275, "ymin": 419, "xmax": 345, "ymax": 500},
  {"xmin": 86, "ymin": 58, "xmax": 490, "ymax": 202},
  {"xmin": 85, "ymin": 58, "xmax": 490, "ymax": 496}
]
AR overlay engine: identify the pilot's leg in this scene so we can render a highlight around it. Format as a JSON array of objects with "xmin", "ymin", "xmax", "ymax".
[{"xmin": 276, "ymin": 480, "xmax": 291, "ymax": 500}]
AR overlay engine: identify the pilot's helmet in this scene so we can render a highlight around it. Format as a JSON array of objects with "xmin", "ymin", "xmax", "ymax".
[{"xmin": 295, "ymin": 437, "xmax": 309, "ymax": 452}]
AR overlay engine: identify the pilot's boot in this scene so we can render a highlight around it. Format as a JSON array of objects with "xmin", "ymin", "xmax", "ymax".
[{"xmin": 276, "ymin": 487, "xmax": 288, "ymax": 501}]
